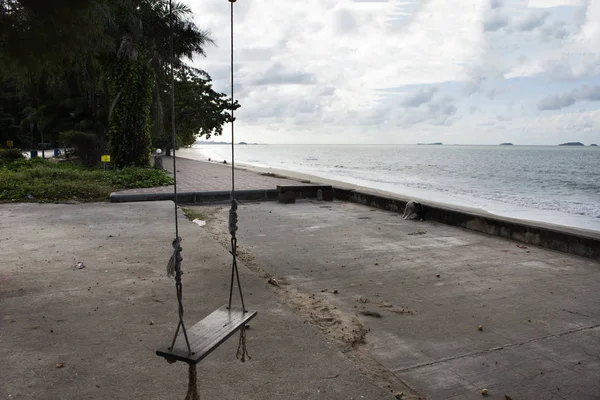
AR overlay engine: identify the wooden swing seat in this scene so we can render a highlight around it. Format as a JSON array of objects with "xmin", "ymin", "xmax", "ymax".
[{"xmin": 156, "ymin": 305, "xmax": 257, "ymax": 364}]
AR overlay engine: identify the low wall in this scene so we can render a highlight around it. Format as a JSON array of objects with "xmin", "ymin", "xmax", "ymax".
[
  {"xmin": 333, "ymin": 188, "xmax": 600, "ymax": 262},
  {"xmin": 110, "ymin": 186, "xmax": 600, "ymax": 261},
  {"xmin": 110, "ymin": 189, "xmax": 278, "ymax": 204}
]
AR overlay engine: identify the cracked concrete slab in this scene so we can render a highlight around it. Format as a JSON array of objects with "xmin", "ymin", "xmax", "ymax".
[
  {"xmin": 0, "ymin": 202, "xmax": 408, "ymax": 400},
  {"xmin": 200, "ymin": 200, "xmax": 600, "ymax": 400}
]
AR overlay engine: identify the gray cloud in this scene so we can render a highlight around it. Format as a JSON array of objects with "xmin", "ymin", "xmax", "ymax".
[
  {"xmin": 538, "ymin": 85, "xmax": 600, "ymax": 110},
  {"xmin": 513, "ymin": 11, "xmax": 549, "ymax": 32},
  {"xmin": 538, "ymin": 94, "xmax": 576, "ymax": 110},
  {"xmin": 428, "ymin": 97, "xmax": 458, "ymax": 125},
  {"xmin": 252, "ymin": 63, "xmax": 317, "ymax": 86},
  {"xmin": 335, "ymin": 8, "xmax": 359, "ymax": 33},
  {"xmin": 484, "ymin": 13, "xmax": 509, "ymax": 32},
  {"xmin": 490, "ymin": 0, "xmax": 503, "ymax": 9},
  {"xmin": 393, "ymin": 96, "xmax": 458, "ymax": 127},
  {"xmin": 540, "ymin": 20, "xmax": 569, "ymax": 41},
  {"xmin": 579, "ymin": 86, "xmax": 600, "ymax": 101},
  {"xmin": 400, "ymin": 87, "xmax": 438, "ymax": 107}
]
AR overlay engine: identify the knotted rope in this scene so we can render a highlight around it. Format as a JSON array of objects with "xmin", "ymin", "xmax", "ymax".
[
  {"xmin": 167, "ymin": 237, "xmax": 183, "ymax": 278},
  {"xmin": 228, "ymin": 200, "xmax": 238, "ymax": 236},
  {"xmin": 184, "ymin": 364, "xmax": 200, "ymax": 400},
  {"xmin": 236, "ymin": 325, "xmax": 250, "ymax": 362}
]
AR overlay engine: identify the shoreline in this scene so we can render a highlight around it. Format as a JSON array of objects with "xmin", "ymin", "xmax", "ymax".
[{"xmin": 175, "ymin": 148, "xmax": 600, "ymax": 238}]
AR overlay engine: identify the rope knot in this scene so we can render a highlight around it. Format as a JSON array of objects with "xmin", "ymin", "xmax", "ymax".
[
  {"xmin": 166, "ymin": 236, "xmax": 183, "ymax": 278},
  {"xmin": 228, "ymin": 200, "xmax": 238, "ymax": 237},
  {"xmin": 236, "ymin": 325, "xmax": 251, "ymax": 362}
]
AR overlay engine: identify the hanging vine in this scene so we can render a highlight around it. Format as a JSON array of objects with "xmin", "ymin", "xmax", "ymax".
[{"xmin": 107, "ymin": 57, "xmax": 155, "ymax": 168}]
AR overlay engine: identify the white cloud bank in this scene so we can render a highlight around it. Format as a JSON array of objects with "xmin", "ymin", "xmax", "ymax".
[{"xmin": 187, "ymin": 0, "xmax": 600, "ymax": 145}]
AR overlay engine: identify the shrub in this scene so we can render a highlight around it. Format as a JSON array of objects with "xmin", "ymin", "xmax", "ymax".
[
  {"xmin": 0, "ymin": 148, "xmax": 25, "ymax": 164},
  {"xmin": 59, "ymin": 130, "xmax": 101, "ymax": 166},
  {"xmin": 0, "ymin": 158, "xmax": 173, "ymax": 202}
]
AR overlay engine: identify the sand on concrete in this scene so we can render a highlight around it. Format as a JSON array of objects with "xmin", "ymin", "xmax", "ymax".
[
  {"xmin": 192, "ymin": 200, "xmax": 600, "ymax": 400},
  {"xmin": 0, "ymin": 202, "xmax": 416, "ymax": 400}
]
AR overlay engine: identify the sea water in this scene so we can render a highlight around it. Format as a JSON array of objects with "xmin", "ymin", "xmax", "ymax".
[{"xmin": 183, "ymin": 144, "xmax": 600, "ymax": 232}]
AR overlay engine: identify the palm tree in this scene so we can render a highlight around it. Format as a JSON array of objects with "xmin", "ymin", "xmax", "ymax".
[{"xmin": 105, "ymin": 0, "xmax": 214, "ymax": 166}]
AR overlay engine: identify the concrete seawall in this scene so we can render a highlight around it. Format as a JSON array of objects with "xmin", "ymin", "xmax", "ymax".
[
  {"xmin": 111, "ymin": 180, "xmax": 600, "ymax": 262},
  {"xmin": 333, "ymin": 187, "xmax": 600, "ymax": 262}
]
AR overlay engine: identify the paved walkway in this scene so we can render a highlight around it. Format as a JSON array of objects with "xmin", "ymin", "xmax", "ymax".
[{"xmin": 118, "ymin": 156, "xmax": 300, "ymax": 195}]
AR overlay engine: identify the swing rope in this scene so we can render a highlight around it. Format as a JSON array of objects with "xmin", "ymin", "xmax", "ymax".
[
  {"xmin": 163, "ymin": 0, "xmax": 248, "ymax": 398},
  {"xmin": 226, "ymin": 0, "xmax": 251, "ymax": 363}
]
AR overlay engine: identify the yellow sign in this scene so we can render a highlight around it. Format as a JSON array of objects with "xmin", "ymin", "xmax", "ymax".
[
  {"xmin": 101, "ymin": 155, "xmax": 111, "ymax": 162},
  {"xmin": 6, "ymin": 140, "xmax": 13, "ymax": 147}
]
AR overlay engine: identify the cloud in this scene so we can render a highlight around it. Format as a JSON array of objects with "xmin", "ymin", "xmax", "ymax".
[
  {"xmin": 252, "ymin": 62, "xmax": 317, "ymax": 86},
  {"xmin": 538, "ymin": 85, "xmax": 600, "ymax": 110},
  {"xmin": 184, "ymin": 0, "xmax": 596, "ymax": 144},
  {"xmin": 579, "ymin": 86, "xmax": 600, "ymax": 101},
  {"xmin": 484, "ymin": 12, "xmax": 509, "ymax": 31},
  {"xmin": 400, "ymin": 87, "xmax": 438, "ymax": 107},
  {"xmin": 490, "ymin": 0, "xmax": 503, "ymax": 9},
  {"xmin": 334, "ymin": 8, "xmax": 359, "ymax": 33},
  {"xmin": 528, "ymin": 0, "xmax": 586, "ymax": 8},
  {"xmin": 512, "ymin": 10, "xmax": 549, "ymax": 32}
]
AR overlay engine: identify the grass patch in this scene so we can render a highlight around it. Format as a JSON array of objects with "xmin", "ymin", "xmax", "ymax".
[
  {"xmin": 180, "ymin": 207, "xmax": 210, "ymax": 221},
  {"xmin": 0, "ymin": 158, "xmax": 173, "ymax": 202},
  {"xmin": 259, "ymin": 172, "xmax": 288, "ymax": 179}
]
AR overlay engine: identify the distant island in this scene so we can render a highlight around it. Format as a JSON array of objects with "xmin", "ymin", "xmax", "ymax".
[
  {"xmin": 499, "ymin": 143, "xmax": 514, "ymax": 146},
  {"xmin": 417, "ymin": 142, "xmax": 443, "ymax": 145},
  {"xmin": 559, "ymin": 142, "xmax": 585, "ymax": 146},
  {"xmin": 196, "ymin": 141, "xmax": 263, "ymax": 145},
  {"xmin": 591, "ymin": 144, "xmax": 598, "ymax": 147}
]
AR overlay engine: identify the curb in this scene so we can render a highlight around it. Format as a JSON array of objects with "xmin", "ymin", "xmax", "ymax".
[{"xmin": 110, "ymin": 189, "xmax": 278, "ymax": 203}]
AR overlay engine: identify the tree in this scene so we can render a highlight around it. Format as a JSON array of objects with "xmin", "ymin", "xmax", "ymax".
[
  {"xmin": 105, "ymin": 0, "xmax": 215, "ymax": 166},
  {"xmin": 107, "ymin": 56, "xmax": 155, "ymax": 167},
  {"xmin": 167, "ymin": 66, "xmax": 239, "ymax": 148},
  {"xmin": 0, "ymin": 0, "xmax": 230, "ymax": 165}
]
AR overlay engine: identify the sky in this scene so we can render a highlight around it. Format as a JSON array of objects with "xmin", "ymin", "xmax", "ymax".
[{"xmin": 188, "ymin": 0, "xmax": 600, "ymax": 145}]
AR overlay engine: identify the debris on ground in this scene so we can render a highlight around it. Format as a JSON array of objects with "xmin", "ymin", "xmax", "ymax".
[
  {"xmin": 394, "ymin": 392, "xmax": 404, "ymax": 399},
  {"xmin": 389, "ymin": 308, "xmax": 414, "ymax": 315},
  {"xmin": 478, "ymin": 325, "xmax": 484, "ymax": 331},
  {"xmin": 436, "ymin": 274, "xmax": 441, "ymax": 278},
  {"xmin": 75, "ymin": 262, "xmax": 85, "ymax": 270},
  {"xmin": 516, "ymin": 244, "xmax": 528, "ymax": 249},
  {"xmin": 149, "ymin": 321, "xmax": 154, "ymax": 325},
  {"xmin": 360, "ymin": 310, "xmax": 382, "ymax": 318},
  {"xmin": 56, "ymin": 363, "xmax": 64, "ymax": 368},
  {"xmin": 481, "ymin": 388, "xmax": 488, "ymax": 396},
  {"xmin": 407, "ymin": 231, "xmax": 427, "ymax": 236},
  {"xmin": 267, "ymin": 277, "xmax": 280, "ymax": 287}
]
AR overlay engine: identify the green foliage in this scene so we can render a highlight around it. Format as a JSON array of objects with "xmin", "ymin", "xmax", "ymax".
[
  {"xmin": 104, "ymin": 166, "xmax": 173, "ymax": 188},
  {"xmin": 59, "ymin": 130, "xmax": 101, "ymax": 166},
  {"xmin": 171, "ymin": 66, "xmax": 239, "ymax": 148},
  {"xmin": 0, "ymin": 158, "xmax": 173, "ymax": 202},
  {"xmin": 0, "ymin": 148, "xmax": 25, "ymax": 163},
  {"xmin": 0, "ymin": 0, "xmax": 227, "ymax": 164},
  {"xmin": 108, "ymin": 57, "xmax": 155, "ymax": 168}
]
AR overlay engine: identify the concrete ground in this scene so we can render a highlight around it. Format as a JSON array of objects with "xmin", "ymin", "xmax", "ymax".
[
  {"xmin": 0, "ymin": 202, "xmax": 408, "ymax": 400},
  {"xmin": 196, "ymin": 200, "xmax": 600, "ymax": 400}
]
